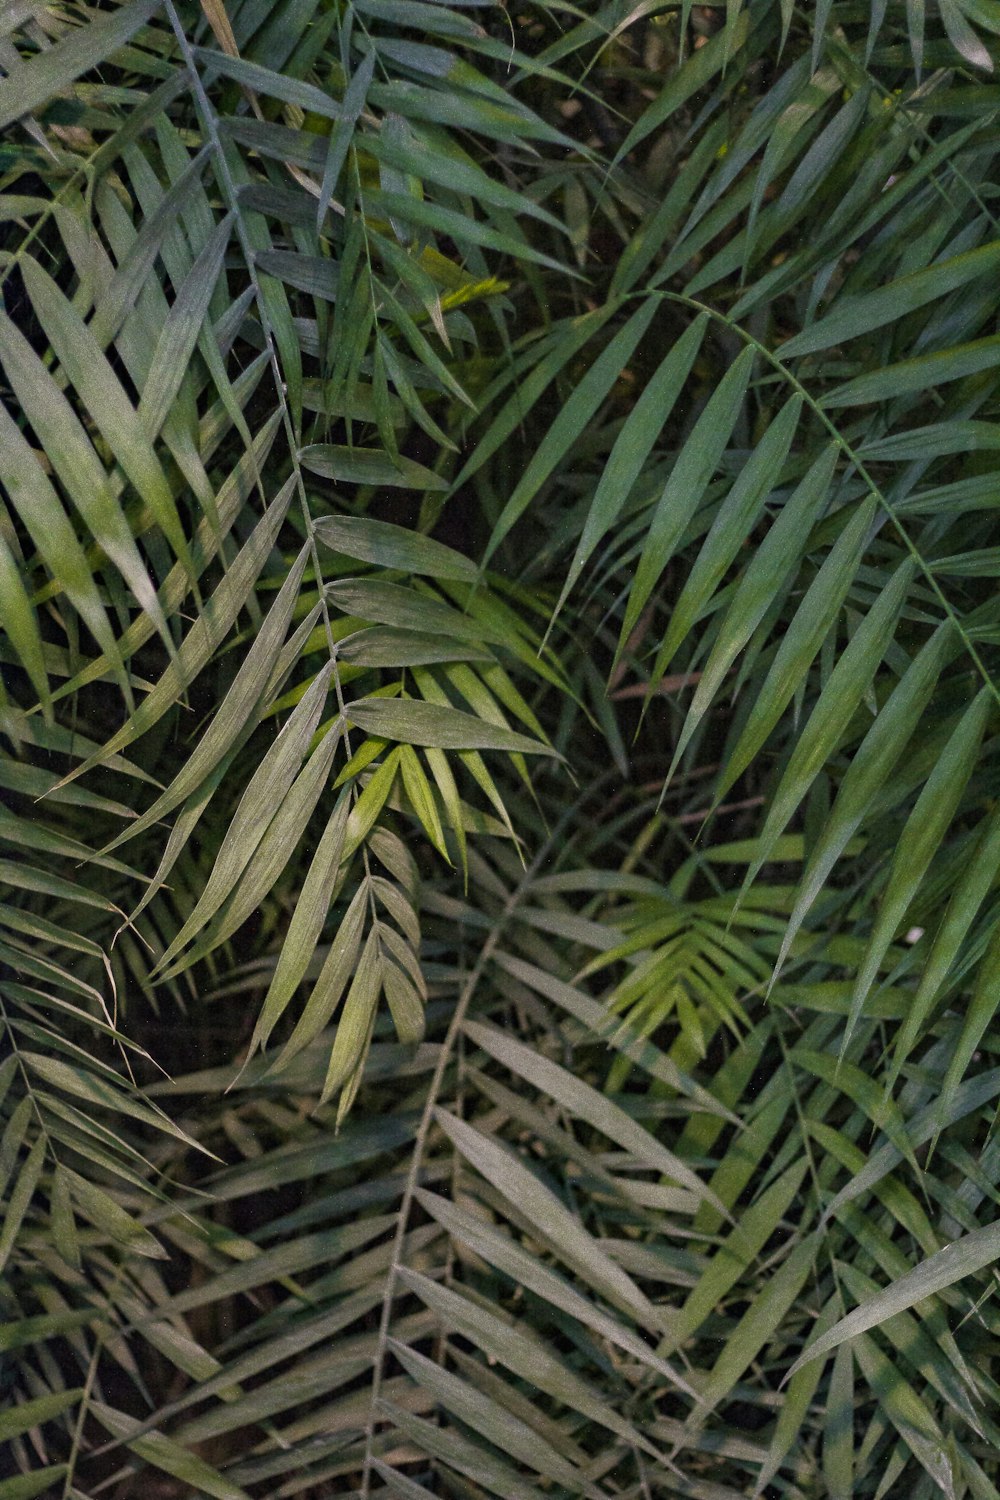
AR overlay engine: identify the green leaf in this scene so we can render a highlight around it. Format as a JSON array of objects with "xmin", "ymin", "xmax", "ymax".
[
  {"xmin": 343, "ymin": 748, "xmax": 404, "ymax": 855},
  {"xmin": 320, "ymin": 928, "xmax": 382, "ymax": 1107},
  {"xmin": 0, "ymin": 530, "xmax": 51, "ymax": 719},
  {"xmin": 139, "ymin": 211, "xmax": 234, "ymax": 440},
  {"xmin": 301, "ymin": 444, "xmax": 449, "ymax": 490},
  {"xmin": 0, "ymin": 0, "xmax": 162, "ymax": 129},
  {"xmin": 891, "ymin": 802, "xmax": 1000, "ymax": 1083},
  {"xmin": 347, "ymin": 696, "xmax": 559, "ymax": 754},
  {"xmin": 789, "ymin": 1219, "xmax": 1000, "ymax": 1376},
  {"xmin": 399, "ymin": 743, "xmax": 449, "ymax": 858},
  {"xmin": 318, "ymin": 50, "xmax": 375, "ymax": 226},
  {"xmin": 59, "ymin": 475, "xmax": 296, "ymax": 785},
  {"xmin": 327, "ymin": 577, "xmax": 504, "ymax": 644},
  {"xmin": 0, "ymin": 1135, "xmax": 46, "ymax": 1275},
  {"xmin": 90, "ymin": 1404, "xmax": 252, "ymax": 1500},
  {"xmin": 823, "ymin": 333, "xmax": 1000, "ymax": 406},
  {"xmin": 849, "ymin": 686, "xmax": 990, "ymax": 1035},
  {"xmin": 18, "ymin": 258, "xmax": 193, "ymax": 581},
  {"xmin": 338, "ymin": 627, "xmax": 489, "ymax": 667},
  {"xmin": 171, "ymin": 724, "xmax": 343, "ymax": 972},
  {"xmin": 151, "ymin": 662, "xmax": 337, "ymax": 973},
  {"xmin": 249, "ymin": 788, "xmax": 353, "ymax": 1060},
  {"xmin": 100, "ymin": 542, "xmax": 312, "ymax": 854},
  {"xmin": 314, "ymin": 514, "xmax": 477, "ymax": 581},
  {"xmin": 668, "ymin": 445, "xmax": 839, "ymax": 781},
  {"xmin": 0, "ymin": 1389, "xmax": 83, "ymax": 1445},
  {"xmin": 742, "ymin": 558, "xmax": 915, "ymax": 893},
  {"xmin": 714, "ymin": 494, "xmax": 878, "ymax": 806},
  {"xmin": 377, "ymin": 1401, "xmax": 545, "ymax": 1500},
  {"xmin": 435, "ymin": 1109, "xmax": 666, "ymax": 1333},
  {"xmin": 616, "ymin": 8, "xmax": 752, "ymax": 157},
  {"xmin": 389, "ymin": 1339, "xmax": 596, "ymax": 1494},
  {"xmin": 648, "ymin": 393, "xmax": 802, "ymax": 684},
  {"xmin": 464, "ymin": 1019, "xmax": 720, "ymax": 1209},
  {"xmin": 618, "ymin": 345, "xmax": 755, "ymax": 655},
  {"xmin": 62, "ymin": 1168, "xmax": 166, "ymax": 1260},
  {"xmin": 658, "ymin": 1160, "xmax": 808, "ymax": 1356},
  {"xmin": 399, "ymin": 1267, "xmax": 661, "ymax": 1455},
  {"xmin": 773, "ymin": 621, "xmax": 958, "ymax": 979},
  {"xmin": 483, "ymin": 300, "xmax": 658, "ymax": 566},
  {"xmin": 938, "ymin": 921, "xmax": 1000, "ymax": 1127},
  {"xmin": 0, "ymin": 1468, "xmax": 70, "ymax": 1500},
  {"xmin": 551, "ymin": 313, "xmax": 708, "ymax": 628},
  {"xmin": 781, "ymin": 237, "xmax": 1000, "ymax": 357},
  {"xmin": 415, "ymin": 1189, "xmax": 689, "ymax": 1387},
  {"xmin": 689, "ymin": 1232, "xmax": 821, "ymax": 1424},
  {"xmin": 0, "ymin": 399, "xmax": 129, "ymax": 700},
  {"xmin": 50, "ymin": 1164, "xmax": 80, "ymax": 1271}
]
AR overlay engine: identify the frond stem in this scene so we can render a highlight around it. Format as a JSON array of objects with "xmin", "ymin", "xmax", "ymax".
[{"xmin": 358, "ymin": 785, "xmax": 601, "ymax": 1495}]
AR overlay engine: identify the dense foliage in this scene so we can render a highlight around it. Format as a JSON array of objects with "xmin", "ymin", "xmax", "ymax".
[{"xmin": 3, "ymin": 0, "xmax": 1000, "ymax": 1495}]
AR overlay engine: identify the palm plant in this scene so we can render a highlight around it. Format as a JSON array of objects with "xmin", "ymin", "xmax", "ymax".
[{"xmin": 3, "ymin": 0, "xmax": 1000, "ymax": 1495}]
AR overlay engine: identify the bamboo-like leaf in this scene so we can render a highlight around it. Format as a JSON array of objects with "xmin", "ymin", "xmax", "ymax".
[
  {"xmin": 58, "ymin": 476, "xmax": 296, "ymax": 785},
  {"xmin": 667, "ymin": 445, "xmax": 839, "ymax": 782},
  {"xmin": 390, "ymin": 1339, "xmax": 597, "ymax": 1495},
  {"xmin": 314, "ymin": 514, "xmax": 477, "ymax": 581},
  {"xmin": 789, "ymin": 1219, "xmax": 1000, "ymax": 1376},
  {"xmin": 435, "ymin": 1109, "xmax": 666, "ymax": 1332},
  {"xmin": 0, "ymin": 1389, "xmax": 82, "ymax": 1445},
  {"xmin": 616, "ymin": 9, "xmax": 752, "ymax": 158},
  {"xmin": 377, "ymin": 1400, "xmax": 545, "ymax": 1500},
  {"xmin": 849, "ymin": 687, "xmax": 990, "ymax": 1034},
  {"xmin": 0, "ymin": 531, "xmax": 50, "ymax": 719},
  {"xmin": 714, "ymin": 495, "xmax": 878, "ymax": 806},
  {"xmin": 139, "ymin": 211, "xmax": 234, "ymax": 440},
  {"xmin": 151, "ymin": 663, "xmax": 337, "ymax": 972},
  {"xmin": 301, "ymin": 443, "xmax": 449, "ymax": 490},
  {"xmin": 618, "ymin": 346, "xmax": 755, "ymax": 656},
  {"xmin": 658, "ymin": 1160, "xmax": 808, "ymax": 1357},
  {"xmin": 648, "ymin": 393, "xmax": 802, "ymax": 687},
  {"xmin": 689, "ymin": 1232, "xmax": 821, "ymax": 1426},
  {"xmin": 399, "ymin": 743, "xmax": 449, "ymax": 859},
  {"xmin": 742, "ymin": 559, "xmax": 915, "ymax": 894},
  {"xmin": 0, "ymin": 1135, "xmax": 45, "ymax": 1275},
  {"xmin": 90, "ymin": 1404, "xmax": 251, "ymax": 1500},
  {"xmin": 483, "ymin": 300, "xmax": 658, "ymax": 566},
  {"xmin": 782, "ymin": 238, "xmax": 1000, "ymax": 358},
  {"xmin": 464, "ymin": 1020, "xmax": 719, "ymax": 1208},
  {"xmin": 891, "ymin": 803, "xmax": 1000, "ymax": 1085},
  {"xmin": 937, "ymin": 922, "xmax": 1000, "ymax": 1128},
  {"xmin": 320, "ymin": 928, "xmax": 383, "ymax": 1106},
  {"xmin": 327, "ymin": 577, "xmax": 505, "ymax": 644},
  {"xmin": 343, "ymin": 748, "xmax": 403, "ymax": 856},
  {"xmin": 49, "ymin": 1164, "xmax": 80, "ymax": 1271},
  {"xmin": 347, "ymin": 696, "xmax": 559, "ymax": 754},
  {"xmin": 249, "ymin": 787, "xmax": 353, "ymax": 1060},
  {"xmin": 397, "ymin": 1268, "xmax": 663, "ymax": 1458},
  {"xmin": 62, "ymin": 1168, "xmax": 167, "ymax": 1260},
  {"xmin": 100, "ymin": 542, "xmax": 311, "ymax": 853},
  {"xmin": 0, "ymin": 1468, "xmax": 70, "ymax": 1499},
  {"xmin": 0, "ymin": 400, "xmax": 130, "ymax": 698},
  {"xmin": 551, "ymin": 313, "xmax": 708, "ymax": 629},
  {"xmin": 172, "ymin": 724, "xmax": 342, "ymax": 971},
  {"xmin": 321, "ymin": 53, "xmax": 376, "ymax": 226},
  {"xmin": 270, "ymin": 881, "xmax": 368, "ymax": 1074},
  {"xmin": 823, "ymin": 334, "xmax": 1000, "ymax": 406},
  {"xmin": 18, "ymin": 258, "xmax": 193, "ymax": 579},
  {"xmin": 773, "ymin": 621, "xmax": 958, "ymax": 979},
  {"xmin": 0, "ymin": 0, "xmax": 162, "ymax": 129},
  {"xmin": 414, "ymin": 1189, "xmax": 688, "ymax": 1384}
]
